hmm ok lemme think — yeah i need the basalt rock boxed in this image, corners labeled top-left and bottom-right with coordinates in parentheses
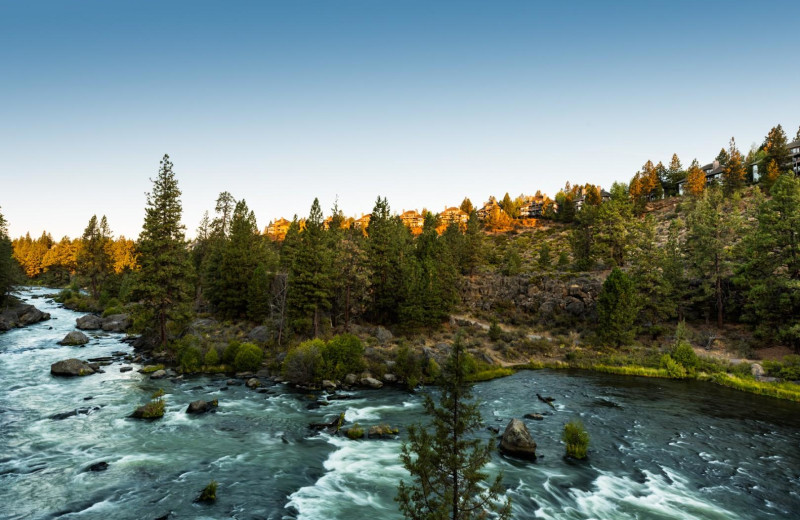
top-left (461, 273), bottom-right (601, 321)
top-left (0, 303), bottom-right (51, 331)
top-left (51, 359), bottom-right (96, 377)
top-left (59, 331), bottom-right (90, 346)
top-left (76, 314), bottom-right (103, 330)
top-left (499, 418), bottom-right (537, 460)
top-left (101, 314), bottom-right (131, 332)
top-left (186, 400), bottom-right (218, 414)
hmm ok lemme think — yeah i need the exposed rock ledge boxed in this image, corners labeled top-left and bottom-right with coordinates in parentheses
top-left (0, 302), bottom-right (51, 332)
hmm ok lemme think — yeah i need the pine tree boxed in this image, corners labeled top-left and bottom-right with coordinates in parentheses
top-left (665, 153), bottom-right (685, 197)
top-left (288, 198), bottom-right (334, 336)
top-left (763, 124), bottom-right (790, 172)
top-left (0, 207), bottom-right (14, 305)
top-left (247, 263), bottom-right (272, 322)
top-left (715, 147), bottom-right (730, 166)
top-left (538, 241), bottom-right (551, 270)
top-left (135, 154), bottom-right (194, 348)
top-left (76, 215), bottom-right (113, 300)
top-left (459, 197), bottom-right (474, 215)
top-left (685, 160), bottom-right (706, 196)
top-left (686, 187), bottom-right (741, 328)
top-left (595, 267), bottom-right (638, 346)
top-left (738, 174), bottom-right (800, 347)
top-left (366, 197), bottom-right (411, 324)
top-left (209, 199), bottom-right (263, 318)
top-left (397, 335), bottom-right (511, 520)
top-left (723, 138), bottom-right (746, 195)
top-left (762, 160), bottom-right (781, 192)
top-left (594, 183), bottom-right (634, 267)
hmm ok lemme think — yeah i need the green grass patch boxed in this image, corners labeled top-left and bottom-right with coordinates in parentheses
top-left (141, 364), bottom-right (165, 374)
top-left (467, 367), bottom-right (514, 382)
top-left (703, 373), bottom-right (800, 402)
top-left (138, 399), bottom-right (165, 419)
top-left (584, 364), bottom-right (671, 378)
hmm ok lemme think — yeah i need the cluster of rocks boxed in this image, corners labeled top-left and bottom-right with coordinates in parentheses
top-left (76, 313), bottom-right (131, 332)
top-left (461, 274), bottom-right (602, 320)
top-left (0, 303), bottom-right (51, 331)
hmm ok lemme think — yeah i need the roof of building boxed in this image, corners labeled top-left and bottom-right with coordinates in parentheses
top-left (788, 139), bottom-right (800, 150)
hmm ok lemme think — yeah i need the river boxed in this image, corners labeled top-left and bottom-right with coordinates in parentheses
top-left (1, 287), bottom-right (799, 519)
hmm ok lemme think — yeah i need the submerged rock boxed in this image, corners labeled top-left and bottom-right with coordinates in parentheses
top-left (186, 400), bottom-right (218, 414)
top-left (524, 413), bottom-right (544, 420)
top-left (59, 331), bottom-right (90, 346)
top-left (51, 359), bottom-right (96, 377)
top-left (86, 461), bottom-right (109, 472)
top-left (499, 418), bottom-right (537, 460)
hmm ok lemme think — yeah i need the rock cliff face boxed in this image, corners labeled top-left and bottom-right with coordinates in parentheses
top-left (460, 274), bottom-right (602, 321)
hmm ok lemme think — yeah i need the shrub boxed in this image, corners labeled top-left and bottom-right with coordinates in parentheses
top-left (204, 347), bottom-right (220, 367)
top-left (394, 343), bottom-right (423, 389)
top-left (198, 480), bottom-right (218, 503)
top-left (425, 358), bottom-right (441, 380)
top-left (223, 341), bottom-right (242, 365)
top-left (660, 354), bottom-right (687, 378)
top-left (346, 423), bottom-right (364, 440)
top-left (563, 420), bottom-right (589, 459)
top-left (671, 341), bottom-right (698, 370)
top-left (283, 339), bottom-right (324, 384)
top-left (152, 388), bottom-right (165, 398)
top-left (234, 342), bottom-right (264, 372)
top-left (488, 320), bottom-right (502, 342)
top-left (179, 346), bottom-right (203, 373)
top-left (139, 399), bottom-right (165, 419)
top-left (321, 334), bottom-right (365, 381)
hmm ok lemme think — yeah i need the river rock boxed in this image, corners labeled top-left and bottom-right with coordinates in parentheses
top-left (76, 314), bottom-right (103, 330)
top-left (51, 358), bottom-right (96, 377)
top-left (374, 326), bottom-right (393, 344)
top-left (59, 331), bottom-right (90, 346)
top-left (499, 418), bottom-right (537, 460)
top-left (322, 379), bottom-right (337, 391)
top-left (360, 377), bottom-right (383, 389)
top-left (247, 325), bottom-right (271, 344)
top-left (101, 314), bottom-right (131, 332)
top-left (524, 413), bottom-right (544, 420)
top-left (120, 366), bottom-right (133, 373)
top-left (751, 363), bottom-right (765, 379)
top-left (0, 303), bottom-right (51, 331)
top-left (149, 370), bottom-right (167, 380)
top-left (383, 373), bottom-right (397, 383)
top-left (246, 377), bottom-right (260, 389)
top-left (344, 373), bottom-right (358, 385)
top-left (86, 461), bottom-right (109, 472)
top-left (186, 399), bottom-right (218, 414)
top-left (368, 424), bottom-right (399, 438)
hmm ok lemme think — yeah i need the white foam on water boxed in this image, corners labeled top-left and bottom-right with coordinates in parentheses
top-left (531, 466), bottom-right (736, 520)
top-left (343, 401), bottom-right (418, 423)
top-left (286, 434), bottom-right (408, 520)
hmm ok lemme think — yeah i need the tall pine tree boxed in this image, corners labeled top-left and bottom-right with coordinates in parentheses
top-left (76, 214), bottom-right (113, 300)
top-left (0, 207), bottom-right (14, 305)
top-left (135, 154), bottom-right (194, 348)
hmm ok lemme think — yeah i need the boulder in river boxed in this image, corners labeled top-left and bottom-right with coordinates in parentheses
top-left (322, 379), bottom-right (337, 391)
top-left (499, 418), bottom-right (537, 460)
top-left (149, 370), bottom-right (167, 380)
top-left (524, 413), bottom-right (544, 420)
top-left (51, 358), bottom-right (96, 377)
top-left (246, 378), bottom-right (260, 389)
top-left (101, 314), bottom-right (131, 332)
top-left (367, 424), bottom-right (399, 439)
top-left (76, 314), bottom-right (103, 330)
top-left (360, 377), bottom-right (383, 389)
top-left (186, 400), bottom-right (218, 414)
top-left (59, 331), bottom-right (90, 346)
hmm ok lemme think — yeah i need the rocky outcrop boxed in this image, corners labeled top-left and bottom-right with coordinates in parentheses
top-left (51, 358), bottom-right (96, 377)
top-left (59, 331), bottom-right (90, 346)
top-left (0, 303), bottom-right (51, 331)
top-left (101, 314), bottom-right (131, 332)
top-left (461, 274), bottom-right (602, 321)
top-left (76, 313), bottom-right (131, 332)
top-left (186, 399), bottom-right (218, 414)
top-left (374, 326), bottom-right (393, 345)
top-left (247, 325), bottom-right (271, 344)
top-left (360, 377), bottom-right (383, 389)
top-left (499, 418), bottom-right (537, 460)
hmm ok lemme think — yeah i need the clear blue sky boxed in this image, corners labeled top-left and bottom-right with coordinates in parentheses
top-left (1, 0), bottom-right (797, 239)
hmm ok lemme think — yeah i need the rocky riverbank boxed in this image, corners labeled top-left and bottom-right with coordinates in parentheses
top-left (0, 298), bottom-right (51, 331)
